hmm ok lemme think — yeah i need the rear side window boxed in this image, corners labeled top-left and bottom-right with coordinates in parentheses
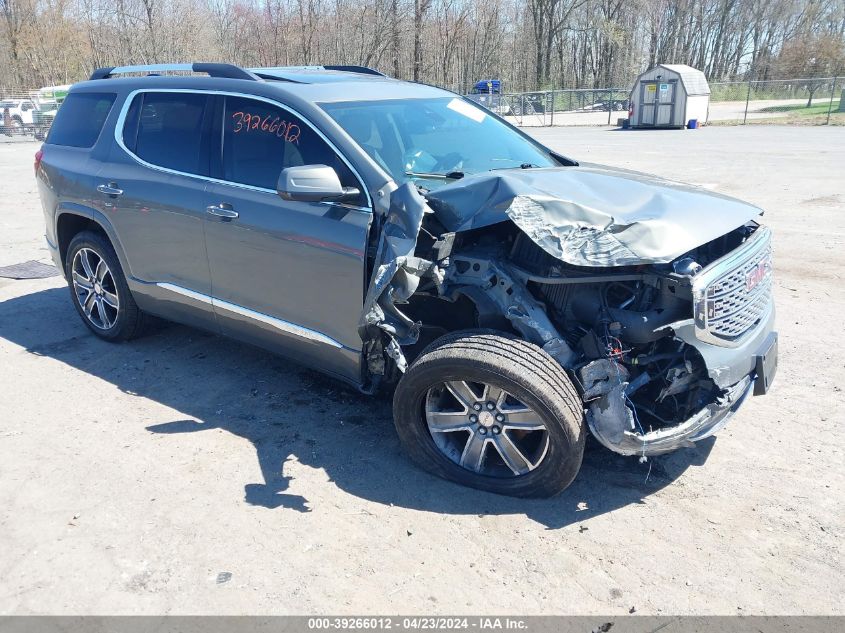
top-left (123, 92), bottom-right (211, 176)
top-left (46, 92), bottom-right (116, 148)
top-left (221, 95), bottom-right (361, 199)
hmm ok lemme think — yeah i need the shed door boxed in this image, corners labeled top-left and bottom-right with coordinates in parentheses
top-left (639, 80), bottom-right (677, 126)
top-left (639, 81), bottom-right (658, 125)
top-left (656, 80), bottom-right (677, 126)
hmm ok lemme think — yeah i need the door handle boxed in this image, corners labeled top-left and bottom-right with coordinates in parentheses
top-left (206, 204), bottom-right (239, 219)
top-left (96, 183), bottom-right (123, 197)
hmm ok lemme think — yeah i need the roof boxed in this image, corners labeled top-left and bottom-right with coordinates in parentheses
top-left (654, 64), bottom-right (710, 95)
top-left (275, 78), bottom-right (451, 103)
top-left (80, 63), bottom-right (453, 103)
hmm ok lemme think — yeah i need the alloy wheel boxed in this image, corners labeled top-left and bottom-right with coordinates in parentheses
top-left (424, 381), bottom-right (550, 477)
top-left (71, 247), bottom-right (119, 330)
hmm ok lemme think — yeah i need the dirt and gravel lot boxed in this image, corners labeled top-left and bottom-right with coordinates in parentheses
top-left (1, 126), bottom-right (843, 616)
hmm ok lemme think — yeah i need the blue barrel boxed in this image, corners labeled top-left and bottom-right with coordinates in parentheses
top-left (687, 119), bottom-right (698, 129)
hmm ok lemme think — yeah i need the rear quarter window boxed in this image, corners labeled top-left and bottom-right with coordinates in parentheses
top-left (46, 92), bottom-right (116, 148)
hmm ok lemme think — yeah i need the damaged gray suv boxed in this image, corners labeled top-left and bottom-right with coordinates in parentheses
top-left (37, 63), bottom-right (777, 497)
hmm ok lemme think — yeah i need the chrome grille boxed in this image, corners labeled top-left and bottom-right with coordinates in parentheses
top-left (693, 226), bottom-right (773, 346)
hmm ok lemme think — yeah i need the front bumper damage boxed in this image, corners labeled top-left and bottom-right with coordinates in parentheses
top-left (578, 306), bottom-right (777, 456)
top-left (361, 177), bottom-right (776, 458)
top-left (580, 362), bottom-right (753, 457)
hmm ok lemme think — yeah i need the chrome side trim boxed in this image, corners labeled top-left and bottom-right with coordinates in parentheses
top-left (212, 296), bottom-right (345, 349)
top-left (156, 282), bottom-right (213, 305)
top-left (112, 88), bottom-right (373, 209)
top-left (154, 282), bottom-right (348, 350)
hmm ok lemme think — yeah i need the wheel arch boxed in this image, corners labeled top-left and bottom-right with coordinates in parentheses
top-left (56, 209), bottom-right (131, 277)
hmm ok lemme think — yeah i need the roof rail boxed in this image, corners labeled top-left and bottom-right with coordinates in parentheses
top-left (322, 65), bottom-right (386, 77)
top-left (249, 65), bottom-right (386, 78)
top-left (89, 63), bottom-right (259, 81)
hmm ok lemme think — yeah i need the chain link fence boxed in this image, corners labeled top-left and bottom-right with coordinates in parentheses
top-left (466, 77), bottom-right (843, 127)
top-left (1, 87), bottom-right (66, 143)
top-left (708, 77), bottom-right (841, 124)
top-left (3, 76), bottom-right (842, 144)
top-left (465, 88), bottom-right (630, 127)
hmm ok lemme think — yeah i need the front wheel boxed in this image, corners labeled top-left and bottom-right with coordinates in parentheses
top-left (392, 331), bottom-right (586, 497)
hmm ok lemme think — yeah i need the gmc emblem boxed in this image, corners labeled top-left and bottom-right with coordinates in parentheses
top-left (745, 257), bottom-right (770, 292)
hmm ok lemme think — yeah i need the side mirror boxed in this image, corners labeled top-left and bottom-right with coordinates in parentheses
top-left (277, 164), bottom-right (360, 203)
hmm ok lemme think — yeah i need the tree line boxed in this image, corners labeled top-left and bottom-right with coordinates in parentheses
top-left (1, 0), bottom-right (844, 93)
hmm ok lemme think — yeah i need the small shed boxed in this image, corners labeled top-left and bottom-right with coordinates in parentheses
top-left (629, 64), bottom-right (710, 128)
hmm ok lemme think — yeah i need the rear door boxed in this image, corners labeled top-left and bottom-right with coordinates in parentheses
top-left (202, 94), bottom-right (372, 383)
top-left (100, 90), bottom-right (217, 328)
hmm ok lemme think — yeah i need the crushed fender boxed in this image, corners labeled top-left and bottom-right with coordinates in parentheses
top-left (359, 183), bottom-right (435, 374)
top-left (359, 182), bottom-right (578, 374)
top-left (443, 254), bottom-right (576, 366)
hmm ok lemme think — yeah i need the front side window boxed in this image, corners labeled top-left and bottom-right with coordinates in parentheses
top-left (320, 97), bottom-right (557, 190)
top-left (222, 96), bottom-right (361, 200)
top-left (46, 92), bottom-right (116, 148)
top-left (123, 92), bottom-right (211, 175)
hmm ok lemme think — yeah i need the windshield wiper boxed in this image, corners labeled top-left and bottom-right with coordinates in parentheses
top-left (490, 163), bottom-right (541, 171)
top-left (405, 170), bottom-right (465, 180)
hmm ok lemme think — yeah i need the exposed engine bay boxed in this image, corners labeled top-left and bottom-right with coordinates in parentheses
top-left (360, 178), bottom-right (774, 457)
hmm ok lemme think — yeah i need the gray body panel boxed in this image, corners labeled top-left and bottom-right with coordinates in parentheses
top-left (98, 135), bottom-right (218, 332)
top-left (38, 145), bottom-right (101, 269)
top-left (202, 181), bottom-right (370, 381)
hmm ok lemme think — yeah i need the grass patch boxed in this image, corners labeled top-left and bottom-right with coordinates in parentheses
top-left (760, 100), bottom-right (840, 114)
top-left (709, 111), bottom-right (845, 126)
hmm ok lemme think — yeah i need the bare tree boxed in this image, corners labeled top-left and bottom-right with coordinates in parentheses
top-left (413, 0), bottom-right (432, 81)
top-left (777, 32), bottom-right (845, 106)
top-left (2, 0), bottom-right (844, 95)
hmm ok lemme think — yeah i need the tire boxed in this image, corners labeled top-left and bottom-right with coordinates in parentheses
top-left (11, 117), bottom-right (23, 135)
top-left (65, 230), bottom-right (146, 341)
top-left (393, 330), bottom-right (586, 497)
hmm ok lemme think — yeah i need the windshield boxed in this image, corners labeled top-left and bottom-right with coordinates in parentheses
top-left (320, 97), bottom-right (557, 190)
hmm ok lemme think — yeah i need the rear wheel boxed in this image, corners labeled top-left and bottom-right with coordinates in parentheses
top-left (393, 331), bottom-right (586, 497)
top-left (66, 231), bottom-right (146, 341)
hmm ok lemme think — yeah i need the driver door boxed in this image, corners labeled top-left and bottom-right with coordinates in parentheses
top-left (203, 94), bottom-right (372, 383)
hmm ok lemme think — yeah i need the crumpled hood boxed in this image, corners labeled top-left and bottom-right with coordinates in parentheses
top-left (424, 164), bottom-right (763, 267)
